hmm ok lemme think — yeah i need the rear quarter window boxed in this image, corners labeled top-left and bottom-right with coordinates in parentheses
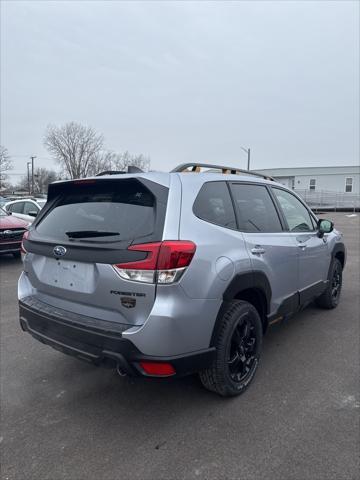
top-left (193, 181), bottom-right (236, 229)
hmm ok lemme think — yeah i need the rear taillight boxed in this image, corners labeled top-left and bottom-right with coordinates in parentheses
top-left (156, 241), bottom-right (197, 269)
top-left (21, 230), bottom-right (29, 254)
top-left (113, 240), bottom-right (196, 284)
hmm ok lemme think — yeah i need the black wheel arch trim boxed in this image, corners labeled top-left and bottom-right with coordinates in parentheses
top-left (210, 271), bottom-right (271, 346)
top-left (222, 271), bottom-right (272, 311)
top-left (331, 242), bottom-right (346, 270)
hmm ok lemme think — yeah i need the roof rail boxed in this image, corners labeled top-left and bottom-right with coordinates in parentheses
top-left (171, 163), bottom-right (274, 181)
top-left (96, 165), bottom-right (144, 176)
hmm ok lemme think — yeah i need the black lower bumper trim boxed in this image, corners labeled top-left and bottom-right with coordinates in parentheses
top-left (19, 297), bottom-right (215, 377)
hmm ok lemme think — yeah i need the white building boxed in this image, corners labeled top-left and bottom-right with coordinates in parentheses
top-left (255, 165), bottom-right (359, 194)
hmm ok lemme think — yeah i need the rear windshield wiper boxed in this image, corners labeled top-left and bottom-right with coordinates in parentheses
top-left (65, 230), bottom-right (120, 238)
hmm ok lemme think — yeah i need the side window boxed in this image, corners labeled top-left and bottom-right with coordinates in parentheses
top-left (309, 179), bottom-right (316, 191)
top-left (24, 202), bottom-right (38, 215)
top-left (230, 184), bottom-right (283, 233)
top-left (272, 188), bottom-right (314, 232)
top-left (193, 181), bottom-right (236, 229)
top-left (9, 202), bottom-right (24, 214)
top-left (345, 177), bottom-right (353, 193)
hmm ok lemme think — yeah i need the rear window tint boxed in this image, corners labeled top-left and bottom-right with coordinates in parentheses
top-left (36, 179), bottom-right (156, 242)
top-left (193, 181), bottom-right (236, 229)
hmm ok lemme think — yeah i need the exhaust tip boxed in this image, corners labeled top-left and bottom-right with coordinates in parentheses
top-left (116, 364), bottom-right (127, 377)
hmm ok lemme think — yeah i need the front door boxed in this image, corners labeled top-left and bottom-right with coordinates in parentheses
top-left (271, 187), bottom-right (330, 304)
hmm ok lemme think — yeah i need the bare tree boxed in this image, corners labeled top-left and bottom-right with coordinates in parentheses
top-left (0, 145), bottom-right (13, 190)
top-left (108, 151), bottom-right (150, 172)
top-left (16, 168), bottom-right (57, 194)
top-left (86, 150), bottom-right (114, 177)
top-left (35, 168), bottom-right (58, 194)
top-left (43, 122), bottom-right (104, 179)
top-left (14, 176), bottom-right (30, 193)
top-left (86, 150), bottom-right (151, 176)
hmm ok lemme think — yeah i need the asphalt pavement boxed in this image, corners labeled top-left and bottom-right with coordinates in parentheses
top-left (1, 212), bottom-right (359, 480)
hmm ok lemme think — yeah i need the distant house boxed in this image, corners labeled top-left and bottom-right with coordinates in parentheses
top-left (255, 166), bottom-right (359, 194)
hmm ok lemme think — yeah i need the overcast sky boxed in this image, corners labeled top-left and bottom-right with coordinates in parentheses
top-left (1, 0), bottom-right (359, 181)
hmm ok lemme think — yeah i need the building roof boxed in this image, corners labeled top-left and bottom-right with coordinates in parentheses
top-left (255, 165), bottom-right (360, 177)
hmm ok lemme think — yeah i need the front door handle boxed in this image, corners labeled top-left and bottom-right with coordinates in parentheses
top-left (298, 243), bottom-right (307, 250)
top-left (251, 246), bottom-right (265, 255)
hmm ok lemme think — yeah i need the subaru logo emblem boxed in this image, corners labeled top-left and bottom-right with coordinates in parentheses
top-left (53, 245), bottom-right (67, 257)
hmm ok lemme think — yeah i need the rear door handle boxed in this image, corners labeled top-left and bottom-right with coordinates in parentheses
top-left (298, 243), bottom-right (307, 250)
top-left (251, 246), bottom-right (265, 255)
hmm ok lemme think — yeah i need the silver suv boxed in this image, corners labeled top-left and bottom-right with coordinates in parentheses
top-left (18, 163), bottom-right (346, 396)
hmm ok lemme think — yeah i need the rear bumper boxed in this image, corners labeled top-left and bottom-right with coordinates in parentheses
top-left (19, 296), bottom-right (215, 377)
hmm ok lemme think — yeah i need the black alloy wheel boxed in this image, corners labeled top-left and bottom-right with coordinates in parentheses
top-left (228, 314), bottom-right (257, 384)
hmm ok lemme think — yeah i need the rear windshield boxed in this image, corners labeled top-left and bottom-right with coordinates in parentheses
top-left (36, 179), bottom-right (156, 242)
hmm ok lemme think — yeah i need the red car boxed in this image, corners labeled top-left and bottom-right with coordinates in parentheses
top-left (0, 207), bottom-right (28, 258)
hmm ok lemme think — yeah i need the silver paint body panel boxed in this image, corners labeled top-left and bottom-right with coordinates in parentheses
top-left (18, 172), bottom-right (344, 357)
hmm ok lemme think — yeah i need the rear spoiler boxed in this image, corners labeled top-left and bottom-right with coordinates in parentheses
top-left (47, 175), bottom-right (164, 203)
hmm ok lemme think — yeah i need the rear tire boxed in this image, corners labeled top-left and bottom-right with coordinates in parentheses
top-left (200, 300), bottom-right (263, 397)
top-left (12, 251), bottom-right (21, 259)
top-left (316, 258), bottom-right (343, 309)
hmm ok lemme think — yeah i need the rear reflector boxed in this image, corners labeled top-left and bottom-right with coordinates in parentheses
top-left (113, 240), bottom-right (196, 284)
top-left (139, 361), bottom-right (176, 376)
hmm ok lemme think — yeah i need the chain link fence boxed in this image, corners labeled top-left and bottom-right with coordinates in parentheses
top-left (294, 189), bottom-right (360, 212)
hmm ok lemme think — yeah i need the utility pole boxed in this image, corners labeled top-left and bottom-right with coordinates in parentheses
top-left (27, 162), bottom-right (31, 194)
top-left (241, 147), bottom-right (251, 170)
top-left (30, 156), bottom-right (36, 195)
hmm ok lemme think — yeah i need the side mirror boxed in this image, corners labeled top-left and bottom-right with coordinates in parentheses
top-left (28, 210), bottom-right (38, 218)
top-left (317, 218), bottom-right (333, 237)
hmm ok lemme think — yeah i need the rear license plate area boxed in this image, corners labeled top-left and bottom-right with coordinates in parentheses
top-left (40, 258), bottom-right (96, 293)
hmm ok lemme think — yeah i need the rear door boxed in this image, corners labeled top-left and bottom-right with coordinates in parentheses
top-left (23, 177), bottom-right (168, 326)
top-left (271, 187), bottom-right (330, 304)
top-left (230, 182), bottom-right (299, 318)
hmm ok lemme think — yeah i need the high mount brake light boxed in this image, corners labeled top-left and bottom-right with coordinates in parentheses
top-left (72, 179), bottom-right (97, 185)
top-left (113, 241), bottom-right (196, 284)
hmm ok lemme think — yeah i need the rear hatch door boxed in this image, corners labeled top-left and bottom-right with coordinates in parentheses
top-left (23, 176), bottom-right (168, 326)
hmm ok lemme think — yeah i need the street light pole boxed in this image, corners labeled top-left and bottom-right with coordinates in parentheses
top-left (30, 156), bottom-right (36, 195)
top-left (241, 147), bottom-right (251, 170)
top-left (27, 162), bottom-right (31, 194)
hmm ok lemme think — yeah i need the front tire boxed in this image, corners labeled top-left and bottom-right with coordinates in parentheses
top-left (316, 258), bottom-right (343, 309)
top-left (200, 301), bottom-right (263, 397)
